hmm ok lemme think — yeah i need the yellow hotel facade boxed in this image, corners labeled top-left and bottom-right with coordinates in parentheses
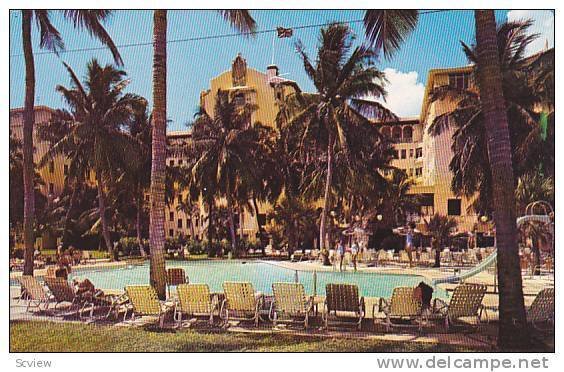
top-left (10, 55), bottom-right (481, 242)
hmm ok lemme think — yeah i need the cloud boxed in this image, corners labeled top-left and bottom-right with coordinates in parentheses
top-left (507, 10), bottom-right (554, 55)
top-left (375, 68), bottom-right (425, 118)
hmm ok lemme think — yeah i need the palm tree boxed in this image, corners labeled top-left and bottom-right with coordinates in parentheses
top-left (149, 10), bottom-right (256, 299)
top-left (425, 214), bottom-right (458, 268)
top-left (474, 9), bottom-right (527, 349)
top-left (124, 101), bottom-right (152, 257)
top-left (44, 59), bottom-right (144, 261)
top-left (190, 92), bottom-right (270, 256)
top-left (515, 172), bottom-right (554, 215)
top-left (289, 23), bottom-right (395, 253)
top-left (379, 170), bottom-right (420, 228)
top-left (363, 10), bottom-right (419, 59)
top-left (519, 219), bottom-right (551, 276)
top-left (20, 10), bottom-right (122, 275)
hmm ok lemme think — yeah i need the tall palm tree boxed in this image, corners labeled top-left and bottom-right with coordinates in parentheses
top-left (515, 172), bottom-right (554, 215)
top-left (289, 23), bottom-right (395, 252)
top-left (20, 10), bottom-right (122, 275)
top-left (190, 92), bottom-right (269, 256)
top-left (123, 101), bottom-right (152, 257)
top-left (38, 110), bottom-right (90, 250)
top-left (44, 59), bottom-right (144, 261)
top-left (474, 10), bottom-right (527, 349)
top-left (363, 10), bottom-right (419, 59)
top-left (149, 10), bottom-right (256, 299)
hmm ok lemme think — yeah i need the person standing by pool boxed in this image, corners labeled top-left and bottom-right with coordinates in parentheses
top-left (351, 240), bottom-right (359, 272)
top-left (337, 240), bottom-right (345, 272)
top-left (405, 223), bottom-right (415, 268)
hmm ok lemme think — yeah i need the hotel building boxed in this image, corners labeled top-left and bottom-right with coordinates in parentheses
top-left (10, 56), bottom-right (492, 243)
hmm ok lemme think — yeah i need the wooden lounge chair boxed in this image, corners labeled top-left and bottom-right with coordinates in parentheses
top-left (45, 277), bottom-right (95, 319)
top-left (166, 267), bottom-right (188, 298)
top-left (527, 288), bottom-right (554, 332)
top-left (270, 282), bottom-right (313, 328)
top-left (125, 285), bottom-right (174, 327)
top-left (376, 250), bottom-right (388, 266)
top-left (431, 283), bottom-right (487, 331)
top-left (220, 282), bottom-right (262, 327)
top-left (377, 287), bottom-right (423, 332)
top-left (174, 283), bottom-right (217, 326)
top-left (323, 283), bottom-right (365, 330)
top-left (17, 275), bottom-right (51, 312)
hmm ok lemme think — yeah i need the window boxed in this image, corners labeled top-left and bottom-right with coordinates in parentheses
top-left (63, 164), bottom-right (69, 175)
top-left (168, 229), bottom-right (174, 237)
top-left (416, 147), bottom-right (423, 158)
top-left (409, 149), bottom-right (414, 158)
top-left (381, 126), bottom-right (391, 138)
top-left (393, 150), bottom-right (399, 159)
top-left (401, 149), bottom-right (407, 159)
top-left (170, 159), bottom-right (175, 166)
top-left (407, 168), bottom-right (413, 176)
top-left (177, 219), bottom-right (183, 229)
top-left (48, 183), bottom-right (54, 194)
top-left (415, 167), bottom-right (422, 177)
top-left (447, 199), bottom-right (462, 216)
top-left (448, 73), bottom-right (470, 90)
top-left (403, 126), bottom-right (413, 141)
top-left (392, 126), bottom-right (402, 140)
top-left (178, 159), bottom-right (183, 165)
top-left (169, 211), bottom-right (174, 221)
top-left (145, 195), bottom-right (150, 202)
top-left (49, 161), bottom-right (54, 174)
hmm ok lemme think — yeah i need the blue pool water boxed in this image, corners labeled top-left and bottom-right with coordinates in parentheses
top-left (57, 260), bottom-right (448, 299)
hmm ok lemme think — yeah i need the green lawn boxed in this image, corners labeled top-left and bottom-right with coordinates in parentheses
top-left (10, 321), bottom-right (484, 352)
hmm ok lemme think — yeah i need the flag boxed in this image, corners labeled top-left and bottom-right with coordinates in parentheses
top-left (277, 27), bottom-right (293, 38)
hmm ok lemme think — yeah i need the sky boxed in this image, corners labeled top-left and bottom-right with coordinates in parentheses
top-left (9, 10), bottom-right (554, 131)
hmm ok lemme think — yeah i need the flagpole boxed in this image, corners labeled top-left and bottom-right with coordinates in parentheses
top-left (271, 31), bottom-right (276, 65)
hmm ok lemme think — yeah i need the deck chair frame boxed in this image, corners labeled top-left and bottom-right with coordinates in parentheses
top-left (323, 283), bottom-right (365, 330)
top-left (220, 282), bottom-right (262, 327)
top-left (376, 287), bottom-right (424, 332)
top-left (125, 285), bottom-right (173, 327)
top-left (432, 283), bottom-right (487, 331)
top-left (174, 283), bottom-right (217, 326)
top-left (269, 282), bottom-right (313, 328)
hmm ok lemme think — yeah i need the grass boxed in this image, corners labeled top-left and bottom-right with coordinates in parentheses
top-left (10, 321), bottom-right (486, 352)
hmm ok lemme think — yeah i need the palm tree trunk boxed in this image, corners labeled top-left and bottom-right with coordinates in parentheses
top-left (532, 239), bottom-right (541, 276)
top-left (207, 198), bottom-right (215, 257)
top-left (226, 194), bottom-right (238, 256)
top-left (252, 197), bottom-right (266, 255)
top-left (319, 135), bottom-right (333, 250)
top-left (149, 10), bottom-right (168, 300)
top-left (22, 10), bottom-right (36, 276)
top-left (61, 176), bottom-right (81, 249)
top-left (96, 171), bottom-right (114, 260)
top-left (474, 10), bottom-right (527, 349)
top-left (319, 134), bottom-right (334, 264)
top-left (136, 184), bottom-right (147, 257)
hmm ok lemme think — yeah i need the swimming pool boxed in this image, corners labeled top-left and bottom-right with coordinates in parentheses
top-left (62, 260), bottom-right (448, 299)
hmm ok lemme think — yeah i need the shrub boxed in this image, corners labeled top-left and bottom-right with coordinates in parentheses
top-left (119, 237), bottom-right (140, 256)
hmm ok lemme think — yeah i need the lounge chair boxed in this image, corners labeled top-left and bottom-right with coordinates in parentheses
top-left (399, 250), bottom-right (410, 264)
top-left (527, 288), bottom-right (554, 332)
top-left (377, 287), bottom-right (423, 332)
top-left (270, 282), bottom-right (313, 328)
top-left (45, 277), bottom-right (95, 319)
top-left (166, 267), bottom-right (188, 298)
top-left (17, 275), bottom-right (51, 312)
top-left (220, 282), bottom-right (262, 327)
top-left (431, 283), bottom-right (487, 331)
top-left (323, 283), bottom-right (365, 330)
top-left (376, 250), bottom-right (388, 265)
top-left (125, 285), bottom-right (175, 327)
top-left (174, 283), bottom-right (217, 326)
